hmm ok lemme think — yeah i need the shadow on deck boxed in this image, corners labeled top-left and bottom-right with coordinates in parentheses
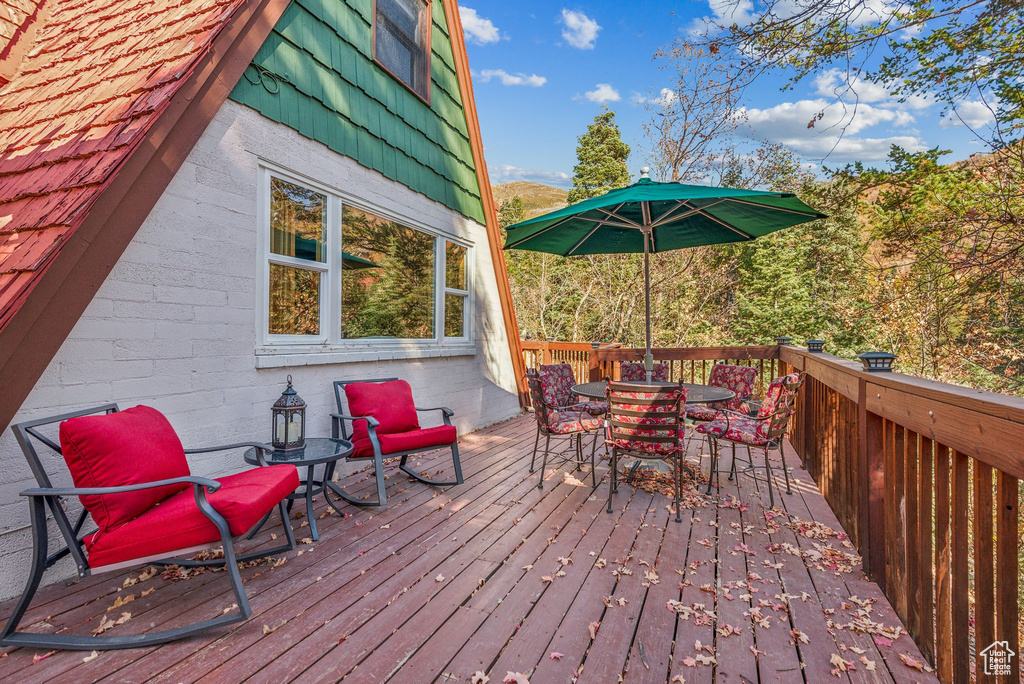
top-left (0, 414), bottom-right (937, 683)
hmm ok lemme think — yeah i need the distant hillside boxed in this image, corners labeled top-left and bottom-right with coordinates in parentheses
top-left (492, 181), bottom-right (568, 218)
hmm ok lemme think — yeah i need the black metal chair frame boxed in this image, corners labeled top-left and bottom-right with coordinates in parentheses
top-left (1, 404), bottom-right (296, 650)
top-left (706, 374), bottom-right (804, 507)
top-left (525, 370), bottom-right (600, 490)
top-left (605, 381), bottom-right (692, 523)
top-left (331, 379), bottom-right (463, 507)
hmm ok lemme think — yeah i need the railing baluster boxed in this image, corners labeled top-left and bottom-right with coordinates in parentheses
top-left (995, 470), bottom-right (1019, 684)
top-left (973, 459), bottom-right (995, 678)
top-left (951, 450), bottom-right (970, 684)
top-left (918, 436), bottom-right (935, 663)
top-left (935, 444), bottom-right (953, 682)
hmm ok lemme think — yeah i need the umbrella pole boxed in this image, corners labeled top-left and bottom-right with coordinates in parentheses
top-left (643, 220), bottom-right (653, 384)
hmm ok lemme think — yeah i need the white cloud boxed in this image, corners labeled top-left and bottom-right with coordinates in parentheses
top-left (632, 88), bottom-right (677, 107)
top-left (490, 164), bottom-right (571, 187)
top-left (559, 9), bottom-right (601, 49)
top-left (460, 7), bottom-right (501, 45)
top-left (813, 69), bottom-right (934, 110)
top-left (708, 0), bottom-right (755, 24)
top-left (477, 69), bottom-right (547, 87)
top-left (580, 83), bottom-right (620, 104)
top-left (736, 98), bottom-right (926, 161)
top-left (693, 0), bottom-right (900, 36)
top-left (939, 100), bottom-right (996, 129)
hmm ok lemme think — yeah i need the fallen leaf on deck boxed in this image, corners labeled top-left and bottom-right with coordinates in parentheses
top-left (557, 556), bottom-right (572, 566)
top-left (549, 651), bottom-right (564, 660)
top-left (541, 575), bottom-right (554, 583)
top-left (682, 656), bottom-right (697, 667)
top-left (522, 565), bottom-right (533, 571)
top-left (873, 635), bottom-right (893, 648)
top-left (471, 672), bottom-right (490, 684)
top-left (106, 593), bottom-right (135, 612)
top-left (860, 656), bottom-right (876, 671)
top-left (379, 524), bottom-right (390, 529)
top-left (32, 651), bottom-right (56, 664)
top-left (595, 558), bottom-right (607, 569)
top-left (588, 621), bottom-right (601, 640)
top-left (141, 587), bottom-right (155, 598)
top-left (503, 672), bottom-right (530, 684)
top-left (830, 653), bottom-right (853, 675)
top-left (222, 603), bottom-right (238, 614)
top-left (791, 629), bottom-right (810, 644)
top-left (898, 653), bottom-right (927, 671)
top-left (616, 597), bottom-right (628, 606)
top-left (670, 675), bottom-right (686, 683)
top-left (83, 650), bottom-right (99, 662)
top-left (435, 574), bottom-right (445, 583)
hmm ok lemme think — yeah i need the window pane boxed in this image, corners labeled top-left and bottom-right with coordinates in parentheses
top-left (270, 177), bottom-right (326, 262)
top-left (269, 264), bottom-right (320, 335)
top-left (341, 206), bottom-right (435, 339)
top-left (375, 0), bottom-right (429, 98)
top-left (445, 241), bottom-right (466, 290)
top-left (445, 293), bottom-right (465, 338)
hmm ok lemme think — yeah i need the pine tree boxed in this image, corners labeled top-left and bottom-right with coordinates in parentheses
top-left (498, 195), bottom-right (525, 229)
top-left (567, 108), bottom-right (632, 205)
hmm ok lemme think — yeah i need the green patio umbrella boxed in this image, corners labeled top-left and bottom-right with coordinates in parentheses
top-left (341, 251), bottom-right (380, 270)
top-left (503, 168), bottom-right (827, 381)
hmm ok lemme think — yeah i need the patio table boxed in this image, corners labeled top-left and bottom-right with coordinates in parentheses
top-left (244, 437), bottom-right (353, 541)
top-left (571, 380), bottom-right (735, 405)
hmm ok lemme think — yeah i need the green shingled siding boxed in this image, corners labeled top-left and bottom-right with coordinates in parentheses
top-left (230, 0), bottom-right (485, 223)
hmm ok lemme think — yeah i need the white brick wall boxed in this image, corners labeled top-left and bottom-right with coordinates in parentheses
top-left (0, 100), bottom-right (522, 600)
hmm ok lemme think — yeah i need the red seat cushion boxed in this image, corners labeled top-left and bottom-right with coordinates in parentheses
top-left (59, 406), bottom-right (191, 532)
top-left (351, 425), bottom-right (457, 458)
top-left (343, 380), bottom-right (420, 443)
top-left (84, 465), bottom-right (299, 568)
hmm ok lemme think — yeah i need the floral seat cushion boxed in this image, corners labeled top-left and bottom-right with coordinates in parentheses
top-left (619, 362), bottom-right (669, 382)
top-left (579, 399), bottom-right (608, 415)
top-left (685, 404), bottom-right (719, 421)
top-left (547, 410), bottom-right (601, 435)
top-left (705, 364), bottom-right (757, 412)
top-left (605, 386), bottom-right (686, 457)
top-left (694, 414), bottom-right (769, 446)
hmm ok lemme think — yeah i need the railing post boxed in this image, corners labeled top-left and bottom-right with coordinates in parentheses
top-left (588, 345), bottom-right (602, 381)
top-left (859, 377), bottom-right (886, 589)
top-left (541, 340), bottom-right (551, 365)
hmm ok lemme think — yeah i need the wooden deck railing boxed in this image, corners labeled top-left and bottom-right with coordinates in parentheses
top-left (522, 340), bottom-right (1024, 682)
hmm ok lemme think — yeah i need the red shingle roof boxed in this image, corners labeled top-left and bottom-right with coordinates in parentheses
top-left (0, 0), bottom-right (247, 331)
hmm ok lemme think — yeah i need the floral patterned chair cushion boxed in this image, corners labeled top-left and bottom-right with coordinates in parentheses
top-left (693, 373), bottom-right (801, 445)
top-left (540, 363), bottom-right (607, 415)
top-left (604, 385), bottom-right (687, 456)
top-left (526, 370), bottom-right (602, 434)
top-left (685, 364), bottom-right (757, 421)
top-left (694, 414), bottom-right (769, 445)
top-left (619, 362), bottom-right (670, 382)
top-left (547, 410), bottom-right (602, 435)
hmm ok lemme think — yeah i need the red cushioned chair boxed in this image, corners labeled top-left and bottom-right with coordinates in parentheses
top-left (331, 378), bottom-right (462, 507)
top-left (604, 381), bottom-right (691, 522)
top-left (525, 369), bottom-right (601, 490)
top-left (619, 361), bottom-right (670, 382)
top-left (694, 373), bottom-right (803, 506)
top-left (1, 404), bottom-right (299, 650)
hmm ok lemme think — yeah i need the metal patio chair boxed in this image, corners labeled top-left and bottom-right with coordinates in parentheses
top-left (331, 378), bottom-right (462, 507)
top-left (525, 369), bottom-right (601, 489)
top-left (1, 404), bottom-right (298, 650)
top-left (604, 380), bottom-right (690, 523)
top-left (694, 373), bottom-right (804, 507)
top-left (539, 362), bottom-right (608, 416)
top-left (618, 361), bottom-right (669, 382)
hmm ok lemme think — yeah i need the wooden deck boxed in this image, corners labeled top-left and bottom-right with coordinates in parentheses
top-left (0, 414), bottom-right (938, 683)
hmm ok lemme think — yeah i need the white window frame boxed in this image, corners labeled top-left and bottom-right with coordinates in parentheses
top-left (257, 164), bottom-right (473, 354)
top-left (442, 241), bottom-right (471, 342)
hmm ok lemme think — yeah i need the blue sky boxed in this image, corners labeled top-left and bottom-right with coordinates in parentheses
top-left (460, 1), bottom-right (997, 189)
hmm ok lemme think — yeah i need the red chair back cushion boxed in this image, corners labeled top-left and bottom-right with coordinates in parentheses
top-left (59, 406), bottom-right (191, 531)
top-left (344, 380), bottom-right (420, 443)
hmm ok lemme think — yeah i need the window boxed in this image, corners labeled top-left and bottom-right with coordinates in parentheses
top-left (444, 242), bottom-right (468, 338)
top-left (341, 206), bottom-right (435, 339)
top-left (261, 169), bottom-right (470, 348)
top-left (374, 0), bottom-right (431, 101)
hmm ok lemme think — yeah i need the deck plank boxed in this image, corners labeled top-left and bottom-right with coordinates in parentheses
top-left (0, 415), bottom-right (937, 684)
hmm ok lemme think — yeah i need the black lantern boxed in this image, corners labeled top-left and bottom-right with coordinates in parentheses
top-left (858, 351), bottom-right (897, 372)
top-left (806, 339), bottom-right (825, 353)
top-left (272, 375), bottom-right (306, 455)
top-left (775, 336), bottom-right (793, 346)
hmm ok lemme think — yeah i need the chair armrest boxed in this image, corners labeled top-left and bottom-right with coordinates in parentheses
top-left (415, 406), bottom-right (454, 417)
top-left (184, 442), bottom-right (273, 455)
top-left (330, 413), bottom-right (380, 428)
top-left (21, 476), bottom-right (222, 498)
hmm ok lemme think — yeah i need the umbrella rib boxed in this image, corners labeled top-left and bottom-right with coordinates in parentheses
top-left (504, 214), bottom-right (579, 248)
top-left (724, 197), bottom-right (824, 218)
top-left (698, 208), bottom-right (755, 239)
top-left (595, 203), bottom-right (640, 228)
top-left (653, 200), bottom-right (685, 224)
top-left (565, 223), bottom-right (604, 256)
top-left (650, 199), bottom-right (726, 228)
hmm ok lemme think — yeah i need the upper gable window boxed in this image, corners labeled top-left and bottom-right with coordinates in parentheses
top-left (375, 0), bottom-right (431, 102)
